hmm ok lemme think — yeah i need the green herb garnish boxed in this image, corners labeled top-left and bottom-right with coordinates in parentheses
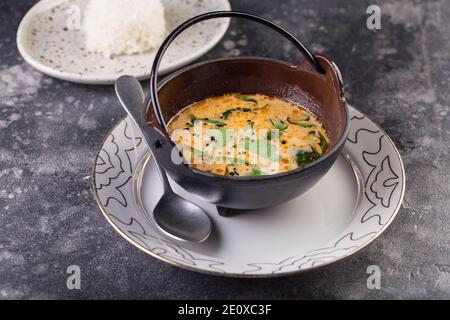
top-left (189, 113), bottom-right (227, 127)
top-left (240, 96), bottom-right (257, 103)
top-left (319, 132), bottom-right (328, 153)
top-left (296, 150), bottom-right (321, 167)
top-left (248, 168), bottom-right (262, 176)
top-left (203, 119), bottom-right (227, 127)
top-left (270, 118), bottom-right (288, 131)
top-left (287, 117), bottom-right (315, 128)
top-left (222, 108), bottom-right (237, 119)
top-left (222, 107), bottom-right (253, 120)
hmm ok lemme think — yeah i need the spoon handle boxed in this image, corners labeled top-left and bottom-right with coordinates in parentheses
top-left (115, 76), bottom-right (145, 119)
top-left (115, 76), bottom-right (172, 193)
top-left (152, 155), bottom-right (171, 193)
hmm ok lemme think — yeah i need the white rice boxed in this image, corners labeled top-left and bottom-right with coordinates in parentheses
top-left (83, 0), bottom-right (166, 58)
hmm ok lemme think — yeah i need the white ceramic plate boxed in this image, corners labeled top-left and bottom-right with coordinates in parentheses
top-left (17, 0), bottom-right (230, 84)
top-left (92, 105), bottom-right (405, 277)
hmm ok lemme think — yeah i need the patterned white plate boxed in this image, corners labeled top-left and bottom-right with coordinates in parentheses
top-left (92, 105), bottom-right (405, 277)
top-left (17, 0), bottom-right (230, 84)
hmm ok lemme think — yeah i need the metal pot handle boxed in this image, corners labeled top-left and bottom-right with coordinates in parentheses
top-left (149, 10), bottom-right (325, 129)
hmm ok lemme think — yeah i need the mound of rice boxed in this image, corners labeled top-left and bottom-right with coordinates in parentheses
top-left (83, 0), bottom-right (166, 58)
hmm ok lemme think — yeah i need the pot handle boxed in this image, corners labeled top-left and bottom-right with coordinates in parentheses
top-left (149, 10), bottom-right (325, 129)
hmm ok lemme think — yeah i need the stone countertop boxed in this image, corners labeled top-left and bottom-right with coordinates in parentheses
top-left (1, 0), bottom-right (449, 299)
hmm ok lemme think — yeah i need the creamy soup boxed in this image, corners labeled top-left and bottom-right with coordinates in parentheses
top-left (167, 93), bottom-right (329, 176)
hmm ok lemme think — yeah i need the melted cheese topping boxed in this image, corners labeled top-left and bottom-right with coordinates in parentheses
top-left (167, 94), bottom-right (329, 176)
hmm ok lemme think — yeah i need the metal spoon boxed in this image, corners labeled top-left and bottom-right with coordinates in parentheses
top-left (115, 75), bottom-right (212, 243)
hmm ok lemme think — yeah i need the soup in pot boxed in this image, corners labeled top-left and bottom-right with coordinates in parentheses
top-left (167, 93), bottom-right (329, 176)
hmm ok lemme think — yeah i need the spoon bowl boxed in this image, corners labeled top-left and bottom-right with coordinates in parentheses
top-left (153, 192), bottom-right (212, 242)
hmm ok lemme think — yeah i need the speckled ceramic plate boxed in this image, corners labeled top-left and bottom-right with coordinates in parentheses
top-left (16, 0), bottom-right (230, 84)
top-left (92, 105), bottom-right (405, 277)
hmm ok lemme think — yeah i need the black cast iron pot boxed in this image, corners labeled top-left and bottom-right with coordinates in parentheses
top-left (138, 11), bottom-right (349, 214)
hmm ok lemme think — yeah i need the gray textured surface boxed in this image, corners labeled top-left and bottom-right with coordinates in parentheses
top-left (0, 0), bottom-right (449, 299)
